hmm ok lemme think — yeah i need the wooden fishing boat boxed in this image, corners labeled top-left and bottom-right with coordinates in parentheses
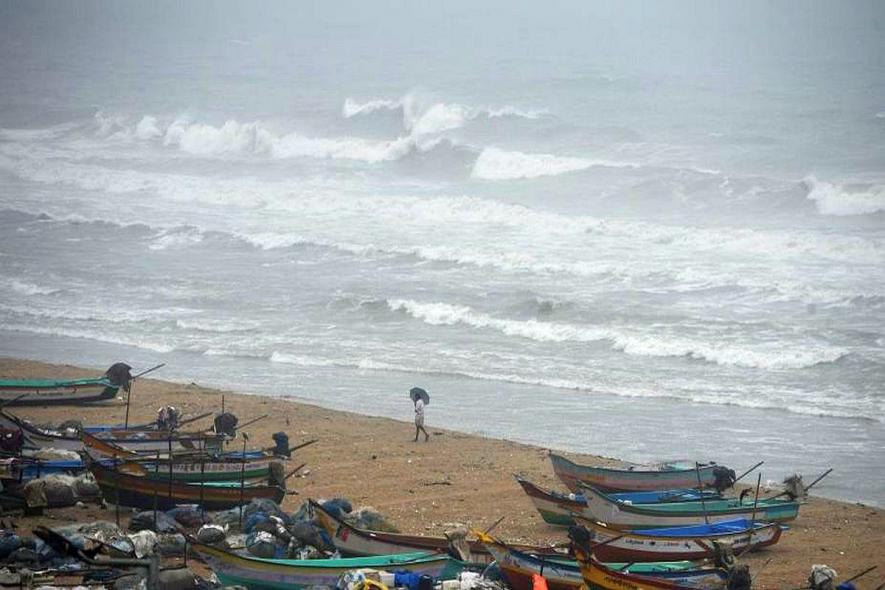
top-left (568, 526), bottom-right (729, 590)
top-left (549, 453), bottom-right (730, 493)
top-left (578, 484), bottom-right (800, 529)
top-left (84, 453), bottom-right (285, 510)
top-left (82, 432), bottom-right (272, 482)
top-left (0, 376), bottom-right (119, 406)
top-left (516, 476), bottom-right (596, 526)
top-left (515, 477), bottom-right (721, 527)
top-left (0, 409), bottom-right (84, 451)
top-left (310, 499), bottom-right (565, 565)
top-left (0, 410), bottom-right (225, 454)
top-left (474, 531), bottom-right (726, 590)
top-left (192, 542), bottom-right (465, 590)
top-left (575, 516), bottom-right (783, 562)
top-left (86, 430), bottom-right (225, 454)
top-left (2, 453), bottom-right (274, 484)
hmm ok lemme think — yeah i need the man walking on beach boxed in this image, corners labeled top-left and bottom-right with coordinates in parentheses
top-left (414, 396), bottom-right (429, 442)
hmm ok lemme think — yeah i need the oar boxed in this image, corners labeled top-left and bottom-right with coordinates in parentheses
top-left (0, 393), bottom-right (29, 409)
top-left (771, 468), bottom-right (834, 500)
top-left (733, 461), bottom-right (764, 485)
top-left (236, 414), bottom-right (269, 431)
top-left (483, 516), bottom-right (506, 535)
top-left (132, 363), bottom-right (165, 381)
top-left (750, 557), bottom-right (774, 584)
top-left (283, 463), bottom-right (308, 482)
top-left (803, 468), bottom-right (834, 493)
top-left (263, 439), bottom-right (319, 455)
top-left (842, 565), bottom-right (877, 585)
top-left (287, 438), bottom-right (318, 453)
top-left (144, 410), bottom-right (214, 430)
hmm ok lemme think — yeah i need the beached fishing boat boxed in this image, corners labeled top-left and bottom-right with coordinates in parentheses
top-left (0, 408), bottom-right (86, 451)
top-left (0, 410), bottom-right (226, 454)
top-left (549, 453), bottom-right (733, 493)
top-left (84, 453), bottom-right (285, 510)
top-left (0, 377), bottom-right (119, 406)
top-left (2, 452), bottom-right (275, 484)
top-left (310, 499), bottom-right (565, 565)
top-left (192, 542), bottom-right (465, 590)
top-left (514, 477), bottom-right (720, 527)
top-left (576, 517), bottom-right (783, 562)
top-left (578, 484), bottom-right (800, 529)
top-left (474, 531), bottom-right (726, 590)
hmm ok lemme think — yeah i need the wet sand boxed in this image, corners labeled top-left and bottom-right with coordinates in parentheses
top-left (1, 358), bottom-right (883, 589)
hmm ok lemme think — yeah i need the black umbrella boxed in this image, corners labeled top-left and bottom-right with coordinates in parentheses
top-left (409, 387), bottom-right (430, 405)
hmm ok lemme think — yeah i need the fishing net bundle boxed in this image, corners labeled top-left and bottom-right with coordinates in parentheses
top-left (784, 474), bottom-right (808, 500)
top-left (726, 565), bottom-right (752, 590)
top-left (214, 412), bottom-right (238, 436)
top-left (809, 564), bottom-right (838, 590)
top-left (104, 362), bottom-right (133, 390)
top-left (712, 466), bottom-right (737, 492)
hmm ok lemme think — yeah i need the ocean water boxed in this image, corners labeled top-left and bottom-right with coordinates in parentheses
top-left (1, 1), bottom-right (883, 505)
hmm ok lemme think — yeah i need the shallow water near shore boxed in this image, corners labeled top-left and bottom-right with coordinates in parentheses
top-left (1, 2), bottom-right (883, 506)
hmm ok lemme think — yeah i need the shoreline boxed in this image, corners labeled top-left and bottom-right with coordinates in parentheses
top-left (1, 357), bottom-right (883, 588)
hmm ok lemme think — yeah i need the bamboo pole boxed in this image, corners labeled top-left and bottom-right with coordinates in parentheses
top-left (695, 462), bottom-right (709, 525)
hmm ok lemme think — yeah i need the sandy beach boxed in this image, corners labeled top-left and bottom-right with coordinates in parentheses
top-left (1, 357), bottom-right (883, 589)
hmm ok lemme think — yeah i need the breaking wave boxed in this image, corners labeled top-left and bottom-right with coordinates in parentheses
top-left (471, 147), bottom-right (637, 179)
top-left (10, 280), bottom-right (61, 296)
top-left (804, 176), bottom-right (885, 216)
top-left (344, 94), bottom-right (546, 128)
top-left (611, 334), bottom-right (847, 370)
top-left (387, 298), bottom-right (849, 370)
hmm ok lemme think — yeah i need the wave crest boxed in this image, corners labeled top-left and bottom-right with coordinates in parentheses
top-left (804, 176), bottom-right (885, 216)
top-left (471, 147), bottom-right (636, 180)
top-left (387, 298), bottom-right (848, 369)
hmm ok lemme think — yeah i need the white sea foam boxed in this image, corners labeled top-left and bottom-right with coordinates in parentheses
top-left (149, 226), bottom-right (205, 250)
top-left (471, 147), bottom-right (637, 180)
top-left (342, 97), bottom-right (403, 118)
top-left (388, 298), bottom-right (849, 370)
top-left (344, 94), bottom-right (546, 128)
top-left (407, 103), bottom-right (472, 136)
top-left (10, 280), bottom-right (61, 296)
top-left (388, 298), bottom-right (611, 342)
top-left (805, 176), bottom-right (885, 216)
top-left (269, 351), bottom-right (337, 367)
top-left (135, 116), bottom-right (162, 140)
top-left (611, 335), bottom-right (847, 370)
top-left (175, 318), bottom-right (261, 333)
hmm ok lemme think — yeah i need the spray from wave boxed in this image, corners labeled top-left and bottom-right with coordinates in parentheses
top-left (804, 176), bottom-right (885, 216)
